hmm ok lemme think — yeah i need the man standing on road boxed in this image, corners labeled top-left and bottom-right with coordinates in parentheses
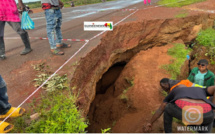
top-left (0, 0), bottom-right (33, 59)
top-left (41, 0), bottom-right (71, 55)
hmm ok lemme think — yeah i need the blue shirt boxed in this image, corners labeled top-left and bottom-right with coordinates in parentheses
top-left (194, 71), bottom-right (207, 86)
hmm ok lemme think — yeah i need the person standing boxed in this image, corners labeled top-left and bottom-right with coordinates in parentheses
top-left (188, 59), bottom-right (215, 87)
top-left (144, 0), bottom-right (151, 5)
top-left (41, 0), bottom-right (71, 55)
top-left (0, 0), bottom-right (32, 60)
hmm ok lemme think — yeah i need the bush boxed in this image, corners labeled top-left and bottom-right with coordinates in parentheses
top-left (25, 92), bottom-right (88, 133)
top-left (196, 28), bottom-right (215, 64)
top-left (158, 0), bottom-right (206, 7)
top-left (162, 44), bottom-right (191, 79)
top-left (196, 28), bottom-right (215, 47)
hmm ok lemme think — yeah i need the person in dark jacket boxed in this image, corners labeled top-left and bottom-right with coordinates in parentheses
top-left (188, 59), bottom-right (215, 87)
top-left (144, 78), bottom-right (215, 133)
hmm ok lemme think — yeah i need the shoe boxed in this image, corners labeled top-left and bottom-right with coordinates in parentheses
top-left (51, 48), bottom-right (64, 55)
top-left (20, 48), bottom-right (32, 55)
top-left (0, 55), bottom-right (6, 60)
top-left (20, 32), bottom-right (32, 55)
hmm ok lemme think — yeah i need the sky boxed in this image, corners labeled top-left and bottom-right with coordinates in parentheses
top-left (15, 0), bottom-right (40, 3)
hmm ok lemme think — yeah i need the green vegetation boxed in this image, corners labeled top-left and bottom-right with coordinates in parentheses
top-left (161, 90), bottom-right (168, 97)
top-left (33, 63), bottom-right (68, 92)
top-left (101, 128), bottom-right (111, 133)
top-left (24, 0), bottom-right (115, 9)
top-left (11, 63), bottom-right (88, 133)
top-left (158, 0), bottom-right (206, 7)
top-left (11, 91), bottom-right (88, 133)
top-left (196, 28), bottom-right (215, 64)
top-left (161, 44), bottom-right (191, 79)
top-left (175, 12), bottom-right (188, 18)
top-left (120, 78), bottom-right (134, 101)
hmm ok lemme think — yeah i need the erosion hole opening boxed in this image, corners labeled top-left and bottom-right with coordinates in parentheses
top-left (87, 61), bottom-right (127, 133)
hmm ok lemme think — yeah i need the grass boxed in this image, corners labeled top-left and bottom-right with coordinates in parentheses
top-left (196, 28), bottom-right (215, 64)
top-left (161, 90), bottom-right (168, 97)
top-left (12, 90), bottom-right (88, 133)
top-left (11, 63), bottom-right (88, 133)
top-left (24, 0), bottom-right (115, 9)
top-left (120, 78), bottom-right (134, 101)
top-left (158, 0), bottom-right (206, 7)
top-left (161, 43), bottom-right (191, 79)
top-left (101, 128), bottom-right (111, 133)
top-left (175, 12), bottom-right (188, 18)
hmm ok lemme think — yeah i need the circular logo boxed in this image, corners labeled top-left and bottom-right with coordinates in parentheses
top-left (184, 107), bottom-right (202, 123)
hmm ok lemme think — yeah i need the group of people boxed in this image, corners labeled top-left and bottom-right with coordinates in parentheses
top-left (0, 0), bottom-right (71, 60)
top-left (145, 59), bottom-right (215, 133)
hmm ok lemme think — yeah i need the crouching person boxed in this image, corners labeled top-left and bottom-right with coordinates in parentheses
top-left (144, 78), bottom-right (215, 133)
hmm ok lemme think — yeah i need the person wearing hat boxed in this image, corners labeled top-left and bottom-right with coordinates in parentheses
top-left (188, 59), bottom-right (215, 87)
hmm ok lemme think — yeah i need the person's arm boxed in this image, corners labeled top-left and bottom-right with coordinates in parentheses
top-left (145, 102), bottom-right (167, 132)
top-left (144, 91), bottom-right (174, 132)
top-left (18, 0), bottom-right (25, 11)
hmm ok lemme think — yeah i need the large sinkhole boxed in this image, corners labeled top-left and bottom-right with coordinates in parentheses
top-left (87, 61), bottom-right (127, 133)
top-left (69, 14), bottom-right (215, 133)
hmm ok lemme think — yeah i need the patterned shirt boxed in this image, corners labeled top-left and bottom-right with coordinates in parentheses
top-left (0, 0), bottom-right (20, 22)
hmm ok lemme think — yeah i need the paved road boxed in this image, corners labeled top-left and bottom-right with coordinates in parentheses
top-left (0, 0), bottom-right (160, 106)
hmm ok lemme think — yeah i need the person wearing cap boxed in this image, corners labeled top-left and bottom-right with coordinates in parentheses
top-left (188, 59), bottom-right (215, 87)
top-left (41, 0), bottom-right (71, 55)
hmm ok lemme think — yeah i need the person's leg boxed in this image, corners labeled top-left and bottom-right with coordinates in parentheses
top-left (144, 0), bottom-right (147, 4)
top-left (7, 22), bottom-right (32, 55)
top-left (148, 0), bottom-right (151, 4)
top-left (45, 9), bottom-right (57, 50)
top-left (45, 9), bottom-right (64, 55)
top-left (198, 110), bottom-right (214, 133)
top-left (55, 9), bottom-right (63, 45)
top-left (0, 21), bottom-right (6, 59)
top-left (0, 75), bottom-right (11, 115)
top-left (164, 103), bottom-right (182, 133)
top-left (55, 9), bottom-right (71, 49)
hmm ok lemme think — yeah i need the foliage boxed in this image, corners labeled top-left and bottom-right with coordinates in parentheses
top-left (12, 91), bottom-right (88, 133)
top-left (24, 0), bottom-right (115, 9)
top-left (197, 28), bottom-right (215, 64)
top-left (158, 0), bottom-right (206, 7)
top-left (120, 78), bottom-right (134, 101)
top-left (33, 63), bottom-right (68, 92)
top-left (101, 128), bottom-right (111, 133)
top-left (175, 12), bottom-right (188, 18)
top-left (161, 90), bottom-right (168, 97)
top-left (27, 93), bottom-right (87, 133)
top-left (161, 44), bottom-right (191, 79)
top-left (11, 63), bottom-right (88, 133)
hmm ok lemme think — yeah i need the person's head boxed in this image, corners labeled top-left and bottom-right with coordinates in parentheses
top-left (197, 59), bottom-right (208, 73)
top-left (160, 78), bottom-right (170, 92)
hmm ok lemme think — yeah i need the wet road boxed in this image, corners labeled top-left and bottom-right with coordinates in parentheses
top-left (1, 0), bottom-right (156, 75)
top-left (0, 0), bottom-right (160, 106)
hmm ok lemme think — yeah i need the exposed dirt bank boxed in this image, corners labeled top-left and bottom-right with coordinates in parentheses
top-left (70, 13), bottom-right (215, 132)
